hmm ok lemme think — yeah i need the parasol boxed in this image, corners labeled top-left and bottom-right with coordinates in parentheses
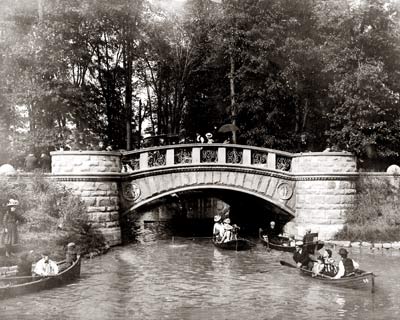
top-left (218, 123), bottom-right (239, 133)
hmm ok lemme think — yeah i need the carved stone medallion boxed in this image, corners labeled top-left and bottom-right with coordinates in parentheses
top-left (276, 182), bottom-right (293, 200)
top-left (123, 182), bottom-right (141, 202)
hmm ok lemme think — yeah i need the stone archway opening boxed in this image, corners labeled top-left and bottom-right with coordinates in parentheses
top-left (121, 188), bottom-right (294, 243)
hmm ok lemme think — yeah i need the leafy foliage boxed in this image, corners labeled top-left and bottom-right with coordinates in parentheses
top-left (0, 173), bottom-right (105, 256)
top-left (0, 0), bottom-right (400, 165)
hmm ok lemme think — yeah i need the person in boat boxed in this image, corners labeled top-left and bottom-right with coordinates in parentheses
top-left (261, 221), bottom-right (280, 241)
top-left (17, 250), bottom-right (35, 276)
top-left (220, 218), bottom-right (234, 243)
top-left (33, 251), bottom-right (59, 276)
top-left (293, 241), bottom-right (313, 270)
top-left (302, 228), bottom-right (319, 256)
top-left (312, 249), bottom-right (337, 277)
top-left (213, 215), bottom-right (225, 243)
top-left (333, 248), bottom-right (359, 279)
top-left (65, 242), bottom-right (78, 266)
top-left (231, 224), bottom-right (240, 240)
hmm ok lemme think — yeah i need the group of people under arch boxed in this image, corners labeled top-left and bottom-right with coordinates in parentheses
top-left (213, 215), bottom-right (240, 243)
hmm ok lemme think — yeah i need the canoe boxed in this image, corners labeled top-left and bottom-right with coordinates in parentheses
top-left (299, 266), bottom-right (375, 291)
top-left (280, 260), bottom-right (375, 292)
top-left (212, 238), bottom-right (255, 251)
top-left (0, 255), bottom-right (81, 300)
top-left (260, 235), bottom-right (324, 253)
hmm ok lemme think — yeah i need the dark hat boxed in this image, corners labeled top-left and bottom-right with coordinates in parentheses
top-left (338, 248), bottom-right (348, 256)
top-left (325, 249), bottom-right (333, 257)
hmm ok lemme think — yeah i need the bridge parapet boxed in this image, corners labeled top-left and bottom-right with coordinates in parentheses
top-left (121, 143), bottom-right (293, 172)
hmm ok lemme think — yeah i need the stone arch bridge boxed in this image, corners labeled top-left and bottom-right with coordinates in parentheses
top-left (50, 144), bottom-right (359, 246)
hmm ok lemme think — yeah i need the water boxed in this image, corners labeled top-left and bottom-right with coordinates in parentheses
top-left (1, 239), bottom-right (399, 320)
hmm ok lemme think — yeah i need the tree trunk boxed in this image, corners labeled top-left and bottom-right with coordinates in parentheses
top-left (230, 54), bottom-right (237, 144)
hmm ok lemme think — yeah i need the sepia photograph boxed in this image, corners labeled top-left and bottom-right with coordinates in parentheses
top-left (0, 0), bottom-right (400, 319)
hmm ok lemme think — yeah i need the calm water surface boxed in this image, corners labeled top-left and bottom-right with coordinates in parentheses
top-left (1, 238), bottom-right (399, 320)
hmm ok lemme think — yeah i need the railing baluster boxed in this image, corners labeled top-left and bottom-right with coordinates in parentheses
top-left (166, 149), bottom-right (174, 166)
top-left (192, 147), bottom-right (201, 164)
top-left (243, 149), bottom-right (251, 165)
top-left (140, 152), bottom-right (148, 170)
top-left (267, 152), bottom-right (276, 169)
top-left (218, 147), bottom-right (226, 164)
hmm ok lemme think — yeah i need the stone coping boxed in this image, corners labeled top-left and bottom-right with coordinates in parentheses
top-left (325, 240), bottom-right (400, 249)
top-left (293, 152), bottom-right (354, 157)
top-left (51, 151), bottom-right (122, 156)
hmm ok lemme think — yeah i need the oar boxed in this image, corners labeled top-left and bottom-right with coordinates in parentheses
top-left (280, 260), bottom-right (297, 268)
top-left (0, 275), bottom-right (36, 281)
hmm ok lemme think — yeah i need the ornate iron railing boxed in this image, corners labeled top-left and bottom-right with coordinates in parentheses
top-left (121, 143), bottom-right (293, 172)
top-left (201, 147), bottom-right (218, 163)
top-left (226, 147), bottom-right (243, 164)
top-left (148, 150), bottom-right (166, 167)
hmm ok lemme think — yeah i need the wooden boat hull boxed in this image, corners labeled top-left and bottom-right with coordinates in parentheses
top-left (260, 236), bottom-right (324, 253)
top-left (299, 267), bottom-right (375, 291)
top-left (212, 239), bottom-right (254, 251)
top-left (0, 255), bottom-right (81, 300)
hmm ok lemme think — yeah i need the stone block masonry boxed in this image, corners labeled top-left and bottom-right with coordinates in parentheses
top-left (51, 151), bottom-right (122, 246)
top-left (291, 152), bottom-right (358, 239)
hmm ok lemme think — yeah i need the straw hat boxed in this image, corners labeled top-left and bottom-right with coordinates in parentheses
top-left (205, 133), bottom-right (213, 139)
top-left (6, 199), bottom-right (19, 207)
top-left (295, 241), bottom-right (303, 246)
top-left (214, 215), bottom-right (222, 222)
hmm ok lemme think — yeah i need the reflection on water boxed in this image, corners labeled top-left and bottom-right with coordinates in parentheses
top-left (1, 239), bottom-right (400, 320)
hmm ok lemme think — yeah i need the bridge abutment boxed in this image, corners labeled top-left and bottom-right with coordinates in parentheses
top-left (51, 151), bottom-right (123, 246)
top-left (291, 152), bottom-right (357, 239)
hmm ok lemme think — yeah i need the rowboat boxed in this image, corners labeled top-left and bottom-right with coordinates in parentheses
top-left (280, 260), bottom-right (375, 292)
top-left (259, 232), bottom-right (324, 253)
top-left (0, 255), bottom-right (81, 300)
top-left (212, 238), bottom-right (255, 251)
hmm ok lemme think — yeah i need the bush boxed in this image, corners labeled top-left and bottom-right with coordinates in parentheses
top-left (0, 173), bottom-right (105, 262)
top-left (336, 176), bottom-right (400, 241)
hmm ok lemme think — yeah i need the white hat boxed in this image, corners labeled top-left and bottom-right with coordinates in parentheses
top-left (6, 199), bottom-right (19, 207)
top-left (214, 215), bottom-right (222, 222)
top-left (205, 133), bottom-right (213, 139)
top-left (223, 218), bottom-right (231, 224)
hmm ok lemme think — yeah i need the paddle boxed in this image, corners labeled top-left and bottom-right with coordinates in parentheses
top-left (280, 260), bottom-right (297, 268)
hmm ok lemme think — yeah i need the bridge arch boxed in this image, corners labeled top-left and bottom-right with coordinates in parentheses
top-left (124, 184), bottom-right (296, 217)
